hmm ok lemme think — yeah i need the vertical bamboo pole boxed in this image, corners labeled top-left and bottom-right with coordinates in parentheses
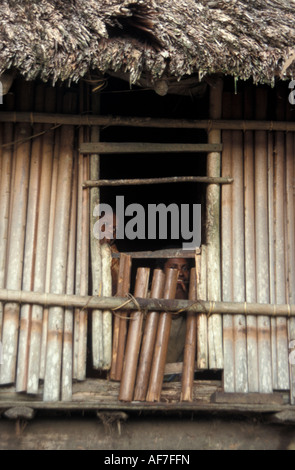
top-left (268, 131), bottom-right (276, 388)
top-left (90, 92), bottom-right (103, 370)
top-left (221, 92), bottom-right (235, 392)
top-left (206, 77), bottom-right (223, 370)
top-left (232, 93), bottom-right (248, 393)
top-left (119, 267), bottom-right (150, 402)
top-left (146, 268), bottom-right (178, 402)
top-left (73, 81), bottom-right (90, 381)
top-left (0, 94), bottom-right (14, 353)
top-left (285, 104), bottom-right (295, 403)
top-left (39, 113), bottom-right (60, 381)
top-left (26, 87), bottom-right (56, 394)
top-left (43, 92), bottom-right (74, 402)
top-left (16, 84), bottom-right (44, 392)
top-left (73, 136), bottom-right (89, 381)
top-left (181, 267), bottom-right (197, 402)
top-left (134, 269), bottom-right (166, 401)
top-left (101, 243), bottom-right (113, 369)
top-left (61, 150), bottom-right (78, 401)
top-left (115, 259), bottom-right (135, 380)
top-left (110, 254), bottom-right (132, 381)
top-left (196, 247), bottom-right (208, 369)
top-left (0, 80), bottom-right (32, 385)
top-left (244, 86), bottom-right (259, 392)
top-left (273, 87), bottom-right (289, 391)
top-left (255, 88), bottom-right (272, 393)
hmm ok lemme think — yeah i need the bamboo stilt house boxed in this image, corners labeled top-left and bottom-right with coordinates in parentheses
top-left (0, 0), bottom-right (295, 418)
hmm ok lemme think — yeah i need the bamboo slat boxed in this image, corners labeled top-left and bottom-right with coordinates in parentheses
top-left (101, 243), bottom-right (113, 370)
top-left (26, 86), bottom-right (56, 394)
top-left (268, 130), bottom-right (277, 390)
top-left (286, 112), bottom-right (295, 403)
top-left (43, 93), bottom-right (74, 402)
top-left (244, 87), bottom-right (259, 393)
top-left (134, 269), bottom-right (166, 401)
top-left (113, 256), bottom-right (133, 381)
top-left (146, 268), bottom-right (178, 402)
top-left (39, 116), bottom-right (60, 381)
top-left (0, 96), bottom-right (14, 357)
top-left (0, 81), bottom-right (32, 385)
top-left (196, 249), bottom-right (208, 369)
top-left (181, 267), bottom-right (197, 402)
top-left (255, 88), bottom-right (272, 393)
top-left (90, 92), bottom-right (104, 371)
top-left (61, 149), bottom-right (78, 401)
top-left (273, 88), bottom-right (289, 391)
top-left (206, 78), bottom-right (223, 370)
top-left (231, 93), bottom-right (248, 393)
top-left (221, 92), bottom-right (235, 392)
top-left (73, 123), bottom-right (90, 381)
top-left (109, 254), bottom-right (132, 381)
top-left (16, 85), bottom-right (44, 392)
top-left (119, 267), bottom-right (150, 402)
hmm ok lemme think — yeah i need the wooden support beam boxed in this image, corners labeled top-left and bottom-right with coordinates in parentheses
top-left (1, 111), bottom-right (295, 132)
top-left (82, 176), bottom-right (233, 188)
top-left (79, 142), bottom-right (222, 154)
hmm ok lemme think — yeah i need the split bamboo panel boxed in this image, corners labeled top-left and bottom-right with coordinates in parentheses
top-left (206, 78), bottom-right (223, 370)
top-left (119, 267), bottom-right (150, 402)
top-left (43, 93), bottom-right (75, 402)
top-left (0, 81), bottom-right (33, 385)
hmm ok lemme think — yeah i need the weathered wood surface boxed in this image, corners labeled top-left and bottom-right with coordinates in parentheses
top-left (2, 111), bottom-right (295, 132)
top-left (80, 142), bottom-right (223, 154)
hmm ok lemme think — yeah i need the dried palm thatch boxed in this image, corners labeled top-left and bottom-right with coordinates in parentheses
top-left (1, 0), bottom-right (295, 87)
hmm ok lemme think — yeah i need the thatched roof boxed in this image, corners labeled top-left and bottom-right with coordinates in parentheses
top-left (1, 0), bottom-right (295, 87)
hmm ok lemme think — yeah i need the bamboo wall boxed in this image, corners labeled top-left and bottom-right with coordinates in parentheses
top-left (0, 80), bottom-right (99, 401)
top-left (221, 86), bottom-right (295, 402)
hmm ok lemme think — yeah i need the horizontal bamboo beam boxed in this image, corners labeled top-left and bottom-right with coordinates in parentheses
top-left (79, 142), bottom-right (222, 154)
top-left (1, 112), bottom-right (295, 132)
top-left (82, 176), bottom-right (233, 188)
top-left (1, 288), bottom-right (295, 317)
top-left (111, 248), bottom-right (200, 258)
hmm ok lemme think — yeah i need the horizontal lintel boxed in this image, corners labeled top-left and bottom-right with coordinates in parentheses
top-left (79, 142), bottom-right (223, 154)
